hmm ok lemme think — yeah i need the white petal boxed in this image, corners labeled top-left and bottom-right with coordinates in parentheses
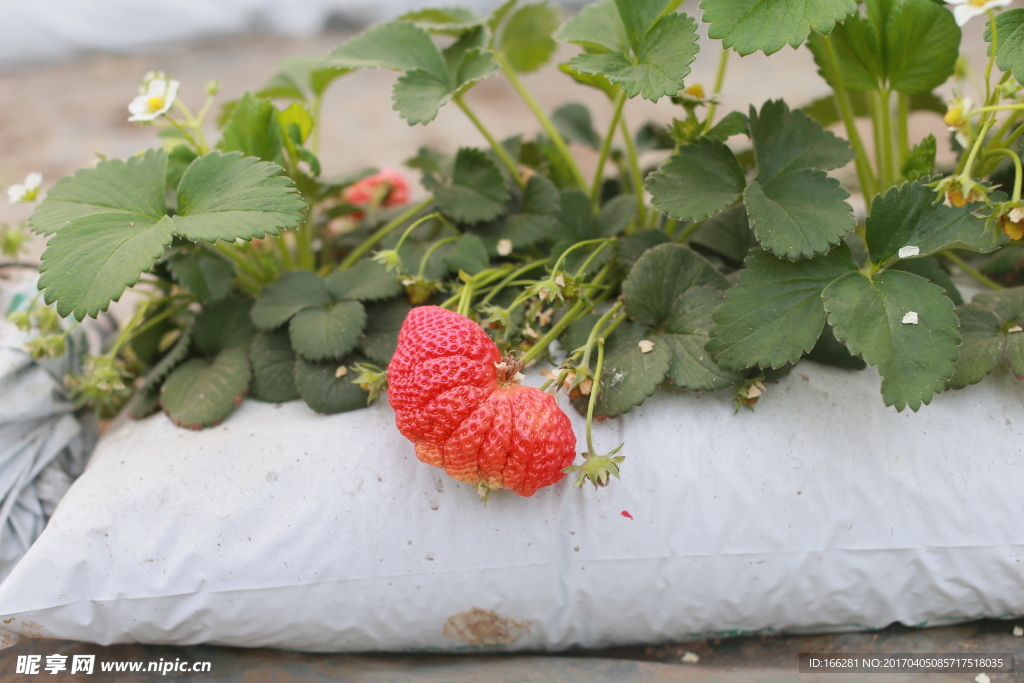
top-left (127, 95), bottom-right (158, 122)
top-left (6, 185), bottom-right (27, 203)
top-left (898, 246), bottom-right (920, 258)
top-left (902, 311), bottom-right (919, 325)
top-left (953, 3), bottom-right (986, 26)
top-left (163, 80), bottom-right (181, 110)
top-left (1009, 207), bottom-right (1024, 223)
top-left (945, 0), bottom-right (970, 5)
top-left (681, 652), bottom-right (700, 664)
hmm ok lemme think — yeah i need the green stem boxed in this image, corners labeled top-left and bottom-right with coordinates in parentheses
top-left (897, 92), bottom-right (910, 170)
top-left (499, 57), bottom-right (589, 190)
top-left (961, 119), bottom-right (995, 177)
top-left (311, 94), bottom-right (324, 157)
top-left (878, 88), bottom-right (895, 188)
top-left (592, 91), bottom-right (628, 207)
top-left (206, 242), bottom-right (266, 283)
top-left (126, 301), bottom-right (192, 344)
top-left (454, 95), bottom-right (524, 187)
top-left (984, 10), bottom-right (998, 108)
top-left (702, 45), bottom-right (731, 134)
top-left (340, 198), bottom-right (432, 269)
top-left (551, 238), bottom-right (612, 275)
top-left (477, 259), bottom-right (549, 308)
top-left (519, 265), bottom-right (612, 366)
top-left (941, 250), bottom-right (1003, 290)
top-left (969, 104), bottom-right (1024, 117)
top-left (675, 219), bottom-right (703, 244)
top-left (418, 236), bottom-right (459, 278)
top-left (990, 148), bottom-right (1023, 202)
top-left (577, 301), bottom-right (624, 371)
top-left (573, 241), bottom-right (611, 280)
top-left (585, 338), bottom-right (606, 455)
top-left (276, 233), bottom-right (296, 270)
top-left (108, 300), bottom-right (151, 358)
top-left (821, 36), bottom-right (877, 206)
top-left (295, 215), bottom-right (316, 270)
top-left (619, 117), bottom-right (646, 230)
top-left (869, 91), bottom-right (886, 188)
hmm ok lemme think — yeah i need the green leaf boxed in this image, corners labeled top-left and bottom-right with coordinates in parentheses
top-left (249, 330), bottom-right (300, 403)
top-left (689, 203), bottom-right (756, 267)
top-left (595, 194), bottom-right (637, 237)
top-left (570, 13), bottom-right (699, 101)
top-left (325, 259), bottom-right (404, 301)
top-left (822, 269), bottom-right (961, 411)
top-left (165, 249), bottom-right (235, 303)
top-left (901, 135), bottom-right (936, 181)
top-left (427, 148), bottom-right (510, 224)
top-left (557, 0), bottom-right (630, 54)
top-left (288, 300), bottom-right (367, 361)
top-left (889, 256), bottom-right (962, 306)
top-left (257, 55), bottom-right (350, 100)
top-left (552, 102), bottom-right (601, 150)
top-left (657, 286), bottom-right (743, 390)
top-left (614, 0), bottom-right (684, 51)
top-left (806, 17), bottom-right (882, 92)
top-left (985, 9), bottom-right (1024, 84)
top-left (707, 244), bottom-right (858, 370)
top-left (30, 148), bottom-right (167, 236)
top-left (558, 62), bottom-right (620, 100)
top-left (39, 214), bottom-right (176, 320)
top-left (949, 289), bottom-right (1024, 388)
top-left (217, 93), bottom-right (285, 164)
top-left (801, 91), bottom-right (945, 128)
top-left (128, 390), bottom-right (162, 420)
top-left (140, 322), bottom-right (194, 394)
top-left (193, 297), bottom-right (258, 357)
top-left (700, 0), bottom-right (857, 55)
top-left (160, 348), bottom-right (252, 429)
top-left (167, 145), bottom-right (198, 191)
top-left (885, 0), bottom-right (959, 95)
top-left (705, 111), bottom-right (748, 140)
top-left (743, 170), bottom-right (854, 259)
top-left (495, 2), bottom-right (560, 73)
top-left (442, 234), bottom-right (491, 275)
top-left (748, 100), bottom-right (855, 181)
top-left (593, 322), bottom-right (672, 417)
top-left (294, 356), bottom-right (371, 414)
top-left (469, 174), bottom-right (560, 250)
top-left (865, 178), bottom-right (1002, 265)
top-left (805, 322), bottom-right (867, 370)
top-left (251, 270), bottom-right (331, 330)
top-left (647, 137), bottom-right (746, 221)
top-left (358, 298), bottom-right (412, 365)
top-left (327, 21), bottom-right (450, 76)
top-left (617, 229), bottom-right (670, 270)
top-left (622, 243), bottom-right (730, 327)
top-left (401, 7), bottom-right (482, 34)
top-left (172, 152), bottom-right (306, 243)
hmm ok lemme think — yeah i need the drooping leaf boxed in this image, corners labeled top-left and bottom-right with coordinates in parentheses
top-left (140, 322), bottom-right (194, 394)
top-left (172, 152), bottom-right (306, 243)
top-left (250, 270), bottom-right (331, 330)
top-left (442, 234), bottom-right (491, 275)
top-left (426, 148), bottom-right (510, 224)
top-left (551, 102), bottom-right (601, 150)
top-left (657, 286), bottom-right (742, 390)
top-left (885, 0), bottom-right (960, 95)
top-left (647, 137), bottom-right (746, 221)
top-left (165, 248), bottom-right (235, 303)
top-left (288, 300), bottom-right (367, 361)
top-left (623, 242), bottom-right (730, 325)
top-left (748, 100), bottom-right (855, 181)
top-left (707, 244), bottom-right (858, 370)
top-left (249, 329), bottom-right (300, 403)
top-left (822, 269), bottom-right (961, 411)
top-left (193, 297), bottom-right (258, 357)
top-left (495, 2), bottom-right (561, 73)
top-left (294, 356), bottom-right (371, 414)
top-left (217, 93), bottom-right (285, 164)
top-left (700, 0), bottom-right (857, 56)
top-left (358, 298), bottom-right (413, 365)
top-left (160, 348), bottom-right (252, 429)
top-left (557, 62), bottom-right (620, 100)
top-left (985, 9), bottom-right (1024, 84)
top-left (865, 178), bottom-right (1002, 265)
top-left (327, 21), bottom-right (450, 75)
top-left (592, 322), bottom-right (672, 417)
top-left (325, 259), bottom-right (404, 301)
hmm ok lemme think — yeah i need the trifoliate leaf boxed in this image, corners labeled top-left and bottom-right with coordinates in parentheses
top-left (39, 214), bottom-right (176, 320)
top-left (172, 152), bottom-right (306, 243)
top-left (985, 9), bottom-right (1024, 84)
top-left (495, 2), bottom-right (560, 73)
top-left (623, 243), bottom-right (730, 327)
top-left (469, 174), bottom-right (558, 250)
top-left (657, 286), bottom-right (742, 391)
top-left (901, 135), bottom-right (936, 181)
top-left (325, 259), bottom-right (404, 301)
top-left (250, 270), bottom-right (331, 330)
top-left (885, 0), bottom-right (959, 95)
top-left (889, 256), bottom-right (962, 306)
top-left (358, 298), bottom-right (412, 365)
top-left (700, 0), bottom-right (857, 56)
top-left (327, 21), bottom-right (450, 75)
top-left (948, 288), bottom-right (1024, 388)
top-left (744, 170), bottom-right (854, 260)
top-left (822, 269), bottom-right (961, 411)
top-left (865, 178), bottom-right (1002, 265)
top-left (140, 322), bottom-right (194, 394)
top-left (294, 356), bottom-right (371, 414)
top-left (427, 148), bottom-right (510, 224)
top-left (160, 348), bottom-right (252, 429)
top-left (257, 55), bottom-right (350, 100)
top-left (249, 329), bottom-right (300, 403)
top-left (707, 244), bottom-right (858, 370)
top-left (217, 93), bottom-right (285, 164)
top-left (30, 148), bottom-right (167, 236)
top-left (748, 100), bottom-right (855, 181)
top-left (442, 234), bottom-right (491, 275)
top-left (165, 248), bottom-right (235, 303)
top-left (689, 203), bottom-right (756, 267)
top-left (288, 300), bottom-right (367, 361)
top-left (593, 322), bottom-right (672, 417)
top-left (551, 102), bottom-right (601, 150)
top-left (193, 297), bottom-right (258, 357)
top-left (647, 137), bottom-right (746, 221)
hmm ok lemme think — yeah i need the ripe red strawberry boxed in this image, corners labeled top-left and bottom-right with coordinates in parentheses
top-left (387, 306), bottom-right (576, 497)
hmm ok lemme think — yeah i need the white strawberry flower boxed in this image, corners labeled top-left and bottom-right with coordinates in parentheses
top-left (7, 172), bottom-right (42, 203)
top-left (128, 72), bottom-right (180, 122)
top-left (943, 96), bottom-right (973, 147)
top-left (946, 0), bottom-right (1012, 27)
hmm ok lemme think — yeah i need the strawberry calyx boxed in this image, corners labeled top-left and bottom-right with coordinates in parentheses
top-left (563, 445), bottom-right (625, 489)
top-left (494, 356), bottom-right (525, 387)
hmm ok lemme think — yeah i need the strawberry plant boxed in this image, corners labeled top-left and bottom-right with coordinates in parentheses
top-left (9, 0), bottom-right (1024, 492)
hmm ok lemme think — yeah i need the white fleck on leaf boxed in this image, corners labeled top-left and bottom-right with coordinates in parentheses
top-left (681, 651), bottom-right (700, 664)
top-left (1014, 625), bottom-right (1023, 636)
top-left (335, 366), bottom-right (348, 378)
top-left (638, 339), bottom-right (656, 353)
top-left (902, 311), bottom-right (919, 325)
top-left (976, 673), bottom-right (991, 683)
top-left (1008, 325), bottom-right (1023, 334)
top-left (898, 246), bottom-right (920, 258)
top-left (496, 239), bottom-right (513, 256)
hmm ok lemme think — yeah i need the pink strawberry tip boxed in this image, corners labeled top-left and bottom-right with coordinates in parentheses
top-left (563, 445), bottom-right (625, 490)
top-left (494, 356), bottom-right (526, 387)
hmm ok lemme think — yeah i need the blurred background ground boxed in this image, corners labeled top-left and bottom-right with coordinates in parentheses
top-left (0, 1), bottom-right (1022, 680)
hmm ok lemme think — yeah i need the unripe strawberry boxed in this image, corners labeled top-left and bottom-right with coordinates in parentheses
top-left (387, 306), bottom-right (576, 497)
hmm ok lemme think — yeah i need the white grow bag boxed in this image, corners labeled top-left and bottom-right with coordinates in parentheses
top-left (0, 361), bottom-right (1021, 652)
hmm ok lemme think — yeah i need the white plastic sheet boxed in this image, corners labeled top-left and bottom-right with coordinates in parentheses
top-left (0, 361), bottom-right (1021, 651)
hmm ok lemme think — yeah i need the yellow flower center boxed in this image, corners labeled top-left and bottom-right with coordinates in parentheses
top-left (684, 84), bottom-right (705, 99)
top-left (968, 0), bottom-right (988, 7)
top-left (146, 96), bottom-right (166, 113)
top-left (943, 106), bottom-right (964, 128)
